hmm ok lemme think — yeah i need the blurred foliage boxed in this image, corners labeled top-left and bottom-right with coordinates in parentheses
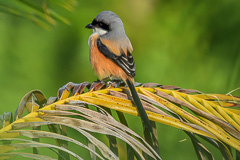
top-left (0, 0), bottom-right (240, 159)
top-left (0, 0), bottom-right (77, 29)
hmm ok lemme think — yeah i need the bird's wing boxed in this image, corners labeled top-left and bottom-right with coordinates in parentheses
top-left (97, 38), bottom-right (135, 78)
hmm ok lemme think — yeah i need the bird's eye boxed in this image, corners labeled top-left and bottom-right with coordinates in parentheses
top-left (97, 22), bottom-right (109, 31)
top-left (91, 19), bottom-right (110, 31)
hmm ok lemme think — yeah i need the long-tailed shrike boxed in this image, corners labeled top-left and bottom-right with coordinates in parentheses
top-left (86, 11), bottom-right (153, 133)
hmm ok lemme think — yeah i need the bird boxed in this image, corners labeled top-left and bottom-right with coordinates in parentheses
top-left (85, 11), bottom-right (153, 133)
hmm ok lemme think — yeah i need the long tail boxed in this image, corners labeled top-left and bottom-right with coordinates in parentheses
top-left (126, 79), bottom-right (153, 133)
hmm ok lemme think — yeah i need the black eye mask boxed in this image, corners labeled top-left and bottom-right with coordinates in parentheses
top-left (92, 19), bottom-right (110, 31)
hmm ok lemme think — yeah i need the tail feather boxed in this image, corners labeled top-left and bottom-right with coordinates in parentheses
top-left (126, 79), bottom-right (153, 133)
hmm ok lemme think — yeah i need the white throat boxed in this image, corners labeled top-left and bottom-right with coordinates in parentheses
top-left (93, 27), bottom-right (108, 36)
top-left (88, 28), bottom-right (108, 46)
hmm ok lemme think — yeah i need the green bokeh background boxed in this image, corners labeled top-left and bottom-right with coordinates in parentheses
top-left (0, 0), bottom-right (239, 159)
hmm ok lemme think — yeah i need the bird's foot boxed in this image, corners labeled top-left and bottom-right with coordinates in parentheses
top-left (106, 80), bottom-right (125, 88)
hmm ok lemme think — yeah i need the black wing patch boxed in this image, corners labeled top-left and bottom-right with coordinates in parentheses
top-left (97, 38), bottom-right (135, 77)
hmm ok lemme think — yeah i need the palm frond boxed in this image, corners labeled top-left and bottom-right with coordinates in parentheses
top-left (0, 81), bottom-right (239, 159)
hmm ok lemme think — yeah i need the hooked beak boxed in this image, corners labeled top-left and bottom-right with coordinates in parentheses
top-left (85, 23), bottom-right (94, 29)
